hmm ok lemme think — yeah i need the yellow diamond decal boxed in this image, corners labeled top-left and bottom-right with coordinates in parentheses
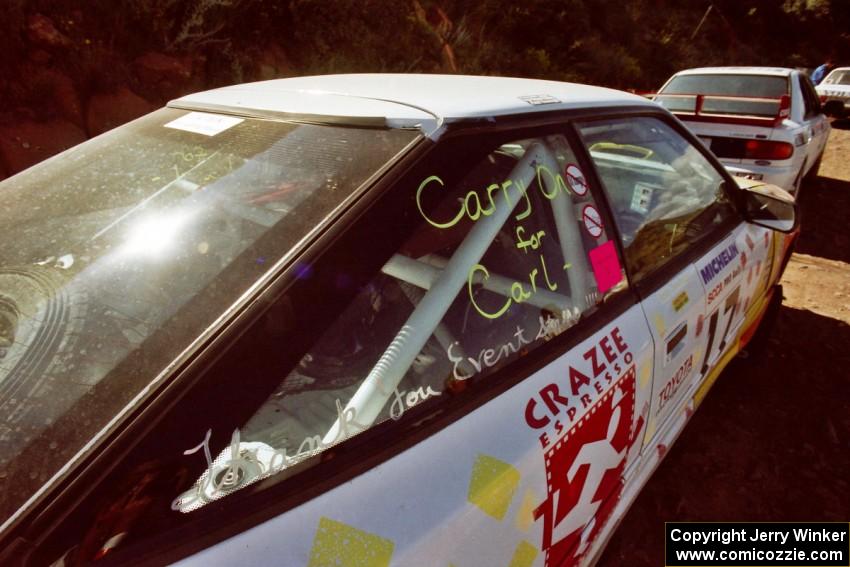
top-left (508, 540), bottom-right (539, 567)
top-left (653, 313), bottom-right (666, 336)
top-left (514, 489), bottom-right (537, 533)
top-left (643, 415), bottom-right (657, 444)
top-left (640, 362), bottom-right (652, 389)
top-left (693, 348), bottom-right (703, 366)
top-left (308, 517), bottom-right (394, 567)
top-left (467, 454), bottom-right (520, 521)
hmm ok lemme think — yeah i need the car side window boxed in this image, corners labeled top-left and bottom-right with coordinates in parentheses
top-left (577, 117), bottom-right (736, 283)
top-left (163, 132), bottom-right (627, 514)
top-left (799, 74), bottom-right (822, 117)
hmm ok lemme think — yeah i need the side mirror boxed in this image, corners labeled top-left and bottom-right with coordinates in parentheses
top-left (823, 100), bottom-right (845, 118)
top-left (740, 183), bottom-right (798, 233)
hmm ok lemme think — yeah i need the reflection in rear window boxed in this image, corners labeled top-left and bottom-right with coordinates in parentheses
top-left (661, 74), bottom-right (789, 98)
top-left (0, 108), bottom-right (418, 528)
top-left (657, 74), bottom-right (789, 117)
top-left (823, 70), bottom-right (850, 85)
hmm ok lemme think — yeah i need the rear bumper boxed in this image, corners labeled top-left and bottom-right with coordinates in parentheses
top-left (819, 95), bottom-right (850, 108)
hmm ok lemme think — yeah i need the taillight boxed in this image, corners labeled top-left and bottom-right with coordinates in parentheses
top-left (776, 94), bottom-right (791, 123)
top-left (743, 139), bottom-right (794, 160)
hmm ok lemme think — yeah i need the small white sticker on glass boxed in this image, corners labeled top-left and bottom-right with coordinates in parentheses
top-left (630, 182), bottom-right (654, 214)
top-left (165, 112), bottom-right (244, 136)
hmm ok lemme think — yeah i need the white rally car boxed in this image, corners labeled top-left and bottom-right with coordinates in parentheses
top-left (0, 75), bottom-right (797, 567)
top-left (815, 66), bottom-right (850, 116)
top-left (654, 66), bottom-right (830, 194)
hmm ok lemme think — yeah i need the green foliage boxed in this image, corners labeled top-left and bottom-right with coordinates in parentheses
top-left (0, 0), bottom-right (27, 79)
top-left (289, 0), bottom-right (441, 73)
top-left (125, 0), bottom-right (246, 52)
top-left (3, 0), bottom-right (850, 121)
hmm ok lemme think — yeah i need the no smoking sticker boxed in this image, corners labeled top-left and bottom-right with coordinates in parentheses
top-left (565, 164), bottom-right (589, 196)
top-left (582, 204), bottom-right (603, 238)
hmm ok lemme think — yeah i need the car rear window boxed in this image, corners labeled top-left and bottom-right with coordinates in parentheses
top-left (822, 70), bottom-right (850, 85)
top-left (0, 108), bottom-right (418, 529)
top-left (661, 74), bottom-right (789, 97)
top-left (657, 74), bottom-right (790, 118)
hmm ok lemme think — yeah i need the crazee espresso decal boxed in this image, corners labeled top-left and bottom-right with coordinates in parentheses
top-left (699, 243), bottom-right (738, 284)
top-left (534, 369), bottom-right (637, 567)
top-left (522, 325), bottom-right (640, 567)
top-left (523, 327), bottom-right (632, 449)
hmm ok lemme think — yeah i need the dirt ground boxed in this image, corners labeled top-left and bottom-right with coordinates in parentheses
top-left (597, 120), bottom-right (850, 566)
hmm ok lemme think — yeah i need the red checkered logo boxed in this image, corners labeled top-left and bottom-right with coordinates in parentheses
top-left (534, 366), bottom-right (638, 566)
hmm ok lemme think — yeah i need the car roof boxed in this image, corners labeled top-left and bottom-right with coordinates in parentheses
top-left (170, 74), bottom-right (652, 138)
top-left (672, 66), bottom-right (795, 77)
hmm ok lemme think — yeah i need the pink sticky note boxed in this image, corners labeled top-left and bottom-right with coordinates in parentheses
top-left (588, 240), bottom-right (623, 294)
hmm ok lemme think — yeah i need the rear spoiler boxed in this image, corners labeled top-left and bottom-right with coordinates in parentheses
top-left (646, 93), bottom-right (791, 127)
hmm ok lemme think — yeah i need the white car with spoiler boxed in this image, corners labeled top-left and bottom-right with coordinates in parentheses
top-left (0, 75), bottom-right (798, 567)
top-left (815, 66), bottom-right (850, 116)
top-left (654, 66), bottom-right (830, 194)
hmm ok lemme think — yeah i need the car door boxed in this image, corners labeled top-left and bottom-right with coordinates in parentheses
top-left (575, 116), bottom-right (752, 453)
top-left (26, 119), bottom-right (653, 567)
top-left (690, 218), bottom-right (774, 399)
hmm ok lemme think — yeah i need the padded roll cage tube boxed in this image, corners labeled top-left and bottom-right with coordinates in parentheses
top-left (322, 140), bottom-right (592, 443)
top-left (382, 253), bottom-right (572, 312)
top-left (539, 136), bottom-right (592, 311)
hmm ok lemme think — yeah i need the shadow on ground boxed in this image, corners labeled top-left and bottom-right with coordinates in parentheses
top-left (597, 305), bottom-right (850, 566)
top-left (796, 176), bottom-right (850, 264)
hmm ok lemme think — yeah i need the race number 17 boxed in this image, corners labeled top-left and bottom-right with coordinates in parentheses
top-left (700, 286), bottom-right (740, 377)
